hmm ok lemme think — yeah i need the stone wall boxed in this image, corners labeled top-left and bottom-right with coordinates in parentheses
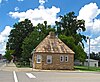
top-left (33, 53), bottom-right (74, 70)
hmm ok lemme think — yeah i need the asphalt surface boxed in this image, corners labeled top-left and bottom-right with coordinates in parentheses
top-left (0, 61), bottom-right (100, 82)
top-left (0, 60), bottom-right (6, 70)
top-left (0, 71), bottom-right (100, 82)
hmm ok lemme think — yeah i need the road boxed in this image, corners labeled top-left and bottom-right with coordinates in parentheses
top-left (0, 71), bottom-right (100, 82)
top-left (0, 59), bottom-right (6, 70)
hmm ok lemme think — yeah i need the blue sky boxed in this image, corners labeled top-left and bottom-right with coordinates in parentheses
top-left (0, 0), bottom-right (100, 54)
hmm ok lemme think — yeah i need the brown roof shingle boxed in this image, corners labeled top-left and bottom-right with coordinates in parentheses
top-left (34, 32), bottom-right (74, 54)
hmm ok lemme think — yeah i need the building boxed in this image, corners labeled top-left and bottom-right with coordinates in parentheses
top-left (32, 32), bottom-right (75, 70)
top-left (84, 59), bottom-right (98, 67)
top-left (0, 54), bottom-right (2, 60)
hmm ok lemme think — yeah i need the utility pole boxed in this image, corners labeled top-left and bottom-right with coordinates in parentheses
top-left (87, 37), bottom-right (90, 69)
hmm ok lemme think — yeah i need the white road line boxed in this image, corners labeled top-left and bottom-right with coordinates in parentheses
top-left (26, 73), bottom-right (36, 79)
top-left (13, 71), bottom-right (18, 82)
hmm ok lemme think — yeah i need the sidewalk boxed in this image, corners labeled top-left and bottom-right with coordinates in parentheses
top-left (1, 62), bottom-right (78, 72)
top-left (1, 62), bottom-right (93, 73)
top-left (1, 62), bottom-right (33, 72)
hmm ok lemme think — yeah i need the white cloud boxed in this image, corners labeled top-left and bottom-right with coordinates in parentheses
top-left (9, 5), bottom-right (60, 26)
top-left (92, 19), bottom-right (100, 33)
top-left (0, 26), bottom-right (12, 55)
top-left (77, 3), bottom-right (100, 33)
top-left (85, 36), bottom-right (100, 53)
top-left (39, 0), bottom-right (47, 5)
top-left (0, 0), bottom-right (2, 3)
top-left (78, 3), bottom-right (100, 53)
top-left (15, 7), bottom-right (19, 11)
top-left (1, 26), bottom-right (12, 37)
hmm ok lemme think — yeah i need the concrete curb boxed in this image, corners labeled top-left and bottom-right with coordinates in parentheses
top-left (1, 63), bottom-right (100, 73)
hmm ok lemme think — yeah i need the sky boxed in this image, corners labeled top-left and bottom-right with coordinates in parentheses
top-left (0, 0), bottom-right (100, 55)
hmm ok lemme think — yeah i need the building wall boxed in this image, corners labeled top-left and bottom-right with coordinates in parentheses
top-left (33, 54), bottom-right (42, 69)
top-left (33, 53), bottom-right (74, 70)
top-left (84, 61), bottom-right (98, 67)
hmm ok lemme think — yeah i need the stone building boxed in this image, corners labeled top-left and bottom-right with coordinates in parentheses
top-left (32, 32), bottom-right (74, 70)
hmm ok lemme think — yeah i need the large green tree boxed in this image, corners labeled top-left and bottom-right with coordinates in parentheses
top-left (55, 12), bottom-right (87, 62)
top-left (55, 12), bottom-right (86, 47)
top-left (4, 50), bottom-right (14, 62)
top-left (6, 19), bottom-right (34, 59)
top-left (21, 21), bottom-right (55, 62)
top-left (6, 12), bottom-right (87, 62)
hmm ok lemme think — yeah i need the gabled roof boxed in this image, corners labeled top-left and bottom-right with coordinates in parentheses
top-left (34, 32), bottom-right (74, 54)
top-left (85, 59), bottom-right (99, 62)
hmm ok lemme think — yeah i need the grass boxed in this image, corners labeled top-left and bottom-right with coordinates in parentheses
top-left (15, 62), bottom-right (32, 68)
top-left (74, 66), bottom-right (100, 72)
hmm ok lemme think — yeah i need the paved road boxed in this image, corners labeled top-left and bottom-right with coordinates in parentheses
top-left (0, 71), bottom-right (100, 82)
top-left (0, 60), bottom-right (6, 69)
top-left (0, 71), bottom-right (14, 82)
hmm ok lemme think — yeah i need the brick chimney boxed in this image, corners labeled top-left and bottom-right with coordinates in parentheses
top-left (49, 32), bottom-right (55, 38)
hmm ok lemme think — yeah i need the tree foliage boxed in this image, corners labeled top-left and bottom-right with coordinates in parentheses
top-left (6, 12), bottom-right (87, 62)
top-left (4, 50), bottom-right (14, 62)
top-left (55, 12), bottom-right (86, 47)
top-left (90, 52), bottom-right (100, 65)
top-left (56, 12), bottom-right (87, 62)
top-left (59, 35), bottom-right (86, 62)
top-left (6, 19), bottom-right (34, 59)
top-left (21, 21), bottom-right (55, 62)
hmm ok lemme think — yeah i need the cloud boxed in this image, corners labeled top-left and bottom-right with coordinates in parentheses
top-left (78, 3), bottom-right (100, 53)
top-left (0, 26), bottom-right (12, 55)
top-left (9, 5), bottom-right (60, 26)
top-left (85, 36), bottom-right (100, 53)
top-left (92, 19), bottom-right (100, 33)
top-left (15, 7), bottom-right (19, 11)
top-left (39, 0), bottom-right (47, 5)
top-left (77, 3), bottom-right (100, 34)
top-left (0, 0), bottom-right (2, 3)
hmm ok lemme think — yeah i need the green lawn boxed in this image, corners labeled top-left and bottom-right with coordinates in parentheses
top-left (15, 62), bottom-right (31, 68)
top-left (74, 66), bottom-right (100, 72)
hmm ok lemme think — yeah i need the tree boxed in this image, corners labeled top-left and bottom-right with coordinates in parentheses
top-left (4, 50), bottom-right (14, 62)
top-left (21, 21), bottom-right (55, 62)
top-left (55, 11), bottom-right (86, 47)
top-left (59, 35), bottom-right (86, 62)
top-left (55, 12), bottom-right (87, 62)
top-left (6, 19), bottom-right (34, 59)
top-left (90, 52), bottom-right (100, 66)
top-left (21, 29), bottom-right (45, 62)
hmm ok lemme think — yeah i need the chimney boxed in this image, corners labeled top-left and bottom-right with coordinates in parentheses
top-left (49, 32), bottom-right (55, 38)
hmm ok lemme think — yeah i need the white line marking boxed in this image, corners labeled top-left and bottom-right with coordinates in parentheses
top-left (13, 71), bottom-right (18, 82)
top-left (26, 73), bottom-right (36, 78)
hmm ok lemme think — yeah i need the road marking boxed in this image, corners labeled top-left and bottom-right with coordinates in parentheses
top-left (26, 73), bottom-right (36, 78)
top-left (13, 71), bottom-right (18, 82)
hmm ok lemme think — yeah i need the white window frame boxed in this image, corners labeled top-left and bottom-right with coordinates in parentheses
top-left (60, 55), bottom-right (64, 62)
top-left (47, 55), bottom-right (52, 64)
top-left (65, 55), bottom-right (68, 62)
top-left (36, 55), bottom-right (42, 63)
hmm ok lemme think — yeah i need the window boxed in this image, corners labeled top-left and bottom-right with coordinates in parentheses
top-left (47, 55), bottom-right (52, 64)
top-left (60, 55), bottom-right (64, 62)
top-left (36, 55), bottom-right (41, 63)
top-left (65, 55), bottom-right (68, 62)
